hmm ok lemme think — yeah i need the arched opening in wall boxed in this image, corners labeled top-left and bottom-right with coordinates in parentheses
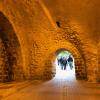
top-left (0, 12), bottom-right (24, 82)
top-left (49, 45), bottom-right (87, 81)
top-left (54, 49), bottom-right (75, 80)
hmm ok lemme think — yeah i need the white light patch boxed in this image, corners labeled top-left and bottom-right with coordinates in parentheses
top-left (54, 55), bottom-right (75, 80)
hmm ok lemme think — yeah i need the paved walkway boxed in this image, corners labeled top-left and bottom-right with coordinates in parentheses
top-left (2, 68), bottom-right (100, 100)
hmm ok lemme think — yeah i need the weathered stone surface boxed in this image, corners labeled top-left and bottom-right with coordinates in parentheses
top-left (0, 0), bottom-right (99, 83)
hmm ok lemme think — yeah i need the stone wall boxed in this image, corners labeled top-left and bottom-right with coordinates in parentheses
top-left (98, 42), bottom-right (100, 82)
top-left (0, 38), bottom-right (7, 82)
top-left (0, 12), bottom-right (24, 82)
top-left (60, 27), bottom-right (98, 82)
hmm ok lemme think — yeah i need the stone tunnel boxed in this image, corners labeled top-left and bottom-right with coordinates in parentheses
top-left (0, 0), bottom-right (100, 99)
top-left (0, 0), bottom-right (99, 83)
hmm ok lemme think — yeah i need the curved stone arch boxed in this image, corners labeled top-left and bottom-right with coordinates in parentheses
top-left (0, 10), bottom-right (31, 79)
top-left (60, 28), bottom-right (98, 82)
top-left (0, 12), bottom-right (24, 82)
top-left (43, 40), bottom-right (87, 80)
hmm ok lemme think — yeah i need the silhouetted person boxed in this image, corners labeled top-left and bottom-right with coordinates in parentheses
top-left (59, 57), bottom-right (67, 70)
top-left (59, 57), bottom-right (64, 70)
top-left (57, 57), bottom-right (68, 70)
top-left (57, 57), bottom-right (60, 66)
top-left (68, 55), bottom-right (73, 70)
top-left (63, 58), bottom-right (67, 70)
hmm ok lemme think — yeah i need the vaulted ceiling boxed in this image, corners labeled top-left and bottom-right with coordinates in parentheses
top-left (42, 0), bottom-right (100, 44)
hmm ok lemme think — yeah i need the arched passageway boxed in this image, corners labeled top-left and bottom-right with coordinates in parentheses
top-left (54, 50), bottom-right (75, 80)
top-left (0, 12), bottom-right (24, 82)
top-left (51, 48), bottom-right (87, 80)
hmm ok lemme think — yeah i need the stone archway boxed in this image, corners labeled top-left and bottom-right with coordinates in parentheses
top-left (0, 12), bottom-right (24, 82)
top-left (42, 41), bottom-right (87, 80)
top-left (52, 48), bottom-right (87, 80)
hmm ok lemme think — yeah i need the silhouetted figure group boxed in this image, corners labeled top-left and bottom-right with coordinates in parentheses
top-left (57, 55), bottom-right (73, 70)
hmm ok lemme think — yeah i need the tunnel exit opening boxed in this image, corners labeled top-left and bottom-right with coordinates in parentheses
top-left (54, 50), bottom-right (76, 80)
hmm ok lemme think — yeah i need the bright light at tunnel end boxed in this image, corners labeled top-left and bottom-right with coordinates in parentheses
top-left (54, 50), bottom-right (76, 80)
